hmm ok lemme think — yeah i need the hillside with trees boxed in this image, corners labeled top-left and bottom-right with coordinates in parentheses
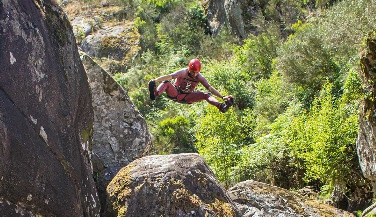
top-left (62, 0), bottom-right (376, 214)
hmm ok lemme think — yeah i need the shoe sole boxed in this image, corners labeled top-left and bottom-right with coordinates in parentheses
top-left (220, 98), bottom-right (234, 113)
top-left (220, 103), bottom-right (229, 113)
top-left (227, 98), bottom-right (234, 106)
top-left (148, 80), bottom-right (156, 100)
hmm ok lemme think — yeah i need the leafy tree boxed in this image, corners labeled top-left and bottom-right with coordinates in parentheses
top-left (236, 100), bottom-right (307, 189)
top-left (134, 3), bottom-right (160, 52)
top-left (253, 70), bottom-right (295, 136)
top-left (155, 2), bottom-right (221, 57)
top-left (277, 24), bottom-right (340, 108)
top-left (152, 115), bottom-right (197, 154)
top-left (195, 107), bottom-right (255, 187)
top-left (284, 82), bottom-right (368, 200)
top-left (203, 59), bottom-right (255, 110)
top-left (277, 0), bottom-right (376, 108)
top-left (234, 27), bottom-right (280, 81)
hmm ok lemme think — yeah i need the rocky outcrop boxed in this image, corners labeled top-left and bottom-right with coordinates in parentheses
top-left (82, 54), bottom-right (151, 172)
top-left (229, 180), bottom-right (355, 217)
top-left (205, 0), bottom-right (245, 38)
top-left (357, 36), bottom-right (376, 216)
top-left (62, 2), bottom-right (139, 74)
top-left (81, 54), bottom-right (152, 212)
top-left (0, 0), bottom-right (99, 216)
top-left (106, 153), bottom-right (241, 217)
top-left (357, 36), bottom-right (376, 185)
top-left (79, 23), bottom-right (140, 74)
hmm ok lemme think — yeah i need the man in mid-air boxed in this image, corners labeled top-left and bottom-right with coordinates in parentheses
top-left (148, 59), bottom-right (234, 113)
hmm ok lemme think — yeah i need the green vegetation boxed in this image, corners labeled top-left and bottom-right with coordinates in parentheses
top-left (120, 0), bottom-right (375, 211)
top-left (65, 0), bottom-right (376, 212)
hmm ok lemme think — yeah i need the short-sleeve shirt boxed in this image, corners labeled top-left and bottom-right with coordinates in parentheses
top-left (170, 68), bottom-right (211, 93)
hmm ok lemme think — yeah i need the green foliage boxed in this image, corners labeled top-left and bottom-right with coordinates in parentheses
top-left (156, 3), bottom-right (208, 56)
top-left (316, 0), bottom-right (376, 63)
top-left (199, 28), bottom-right (239, 60)
top-left (277, 28), bottom-right (340, 107)
top-left (234, 27), bottom-right (280, 81)
top-left (342, 69), bottom-right (365, 103)
top-left (134, 3), bottom-right (160, 52)
top-left (285, 83), bottom-right (361, 188)
top-left (152, 115), bottom-right (197, 154)
top-left (147, 0), bottom-right (176, 8)
top-left (106, 0), bottom-right (376, 210)
top-left (236, 101), bottom-right (307, 189)
top-left (253, 71), bottom-right (294, 136)
top-left (187, 3), bottom-right (209, 34)
top-left (195, 107), bottom-right (256, 187)
top-left (204, 59), bottom-right (255, 110)
top-left (277, 0), bottom-right (376, 108)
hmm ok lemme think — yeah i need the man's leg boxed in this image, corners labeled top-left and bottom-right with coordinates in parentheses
top-left (148, 80), bottom-right (157, 100)
top-left (157, 81), bottom-right (179, 98)
top-left (183, 92), bottom-right (220, 107)
top-left (183, 92), bottom-right (233, 113)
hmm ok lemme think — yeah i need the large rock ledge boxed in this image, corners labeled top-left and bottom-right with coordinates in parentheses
top-left (105, 153), bottom-right (241, 217)
top-left (229, 180), bottom-right (355, 217)
top-left (104, 153), bottom-right (355, 217)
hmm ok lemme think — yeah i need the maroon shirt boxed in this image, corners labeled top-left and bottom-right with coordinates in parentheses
top-left (170, 68), bottom-right (211, 93)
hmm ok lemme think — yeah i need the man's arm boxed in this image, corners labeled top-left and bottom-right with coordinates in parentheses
top-left (208, 86), bottom-right (224, 99)
top-left (208, 86), bottom-right (233, 100)
top-left (153, 75), bottom-right (172, 82)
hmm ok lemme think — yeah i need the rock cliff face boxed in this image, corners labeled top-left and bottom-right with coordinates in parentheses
top-left (205, 0), bottom-right (245, 38)
top-left (81, 54), bottom-right (151, 175)
top-left (357, 36), bottom-right (376, 186)
top-left (0, 0), bottom-right (99, 216)
top-left (357, 36), bottom-right (376, 216)
top-left (81, 54), bottom-right (152, 213)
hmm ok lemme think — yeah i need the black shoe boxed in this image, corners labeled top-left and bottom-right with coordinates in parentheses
top-left (219, 97), bottom-right (234, 113)
top-left (148, 80), bottom-right (157, 100)
top-left (227, 97), bottom-right (234, 106)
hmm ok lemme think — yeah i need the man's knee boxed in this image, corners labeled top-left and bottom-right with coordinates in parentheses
top-left (203, 92), bottom-right (212, 99)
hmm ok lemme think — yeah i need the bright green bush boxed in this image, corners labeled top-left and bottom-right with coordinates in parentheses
top-left (236, 100), bottom-right (306, 189)
top-left (234, 27), bottom-right (280, 81)
top-left (152, 115), bottom-right (197, 154)
top-left (277, 28), bottom-right (340, 108)
top-left (277, 0), bottom-right (376, 108)
top-left (195, 106), bottom-right (256, 187)
top-left (253, 71), bottom-right (294, 136)
top-left (203, 59), bottom-right (255, 110)
top-left (281, 82), bottom-right (368, 200)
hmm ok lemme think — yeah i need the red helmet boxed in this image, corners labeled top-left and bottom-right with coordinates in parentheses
top-left (188, 59), bottom-right (201, 72)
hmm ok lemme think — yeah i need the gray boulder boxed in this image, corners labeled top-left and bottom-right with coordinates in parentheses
top-left (0, 0), bottom-right (99, 216)
top-left (229, 180), bottom-right (355, 217)
top-left (81, 53), bottom-right (152, 181)
top-left (71, 16), bottom-right (95, 38)
top-left (80, 24), bottom-right (140, 74)
top-left (106, 153), bottom-right (241, 217)
top-left (81, 54), bottom-right (152, 213)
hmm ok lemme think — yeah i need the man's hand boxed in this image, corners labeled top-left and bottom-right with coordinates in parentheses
top-left (223, 95), bottom-right (234, 101)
